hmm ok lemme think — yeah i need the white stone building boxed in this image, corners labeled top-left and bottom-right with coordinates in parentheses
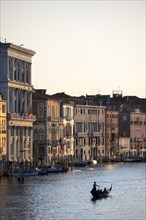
top-left (0, 42), bottom-right (36, 166)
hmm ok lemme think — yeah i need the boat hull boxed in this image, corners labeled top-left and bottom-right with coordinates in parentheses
top-left (36, 166), bottom-right (68, 174)
top-left (13, 169), bottom-right (38, 176)
top-left (74, 162), bottom-right (90, 167)
top-left (90, 189), bottom-right (109, 199)
top-left (47, 167), bottom-right (68, 173)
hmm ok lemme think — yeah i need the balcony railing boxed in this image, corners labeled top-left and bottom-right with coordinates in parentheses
top-left (63, 116), bottom-right (73, 121)
top-left (76, 132), bottom-right (87, 137)
top-left (8, 113), bottom-right (36, 121)
top-left (47, 116), bottom-right (60, 122)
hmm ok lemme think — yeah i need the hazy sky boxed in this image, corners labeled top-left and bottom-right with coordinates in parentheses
top-left (0, 0), bottom-right (145, 98)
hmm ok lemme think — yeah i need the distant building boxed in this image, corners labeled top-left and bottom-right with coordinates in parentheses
top-left (119, 108), bottom-right (146, 159)
top-left (32, 89), bottom-right (65, 166)
top-left (0, 42), bottom-right (36, 168)
top-left (105, 110), bottom-right (119, 159)
top-left (130, 110), bottom-right (146, 158)
top-left (61, 103), bottom-right (74, 157)
top-left (85, 90), bottom-right (146, 113)
top-left (74, 104), bottom-right (106, 162)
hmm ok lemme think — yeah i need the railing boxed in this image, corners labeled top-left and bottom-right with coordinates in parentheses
top-left (47, 116), bottom-right (60, 122)
top-left (92, 132), bottom-right (102, 137)
top-left (63, 116), bottom-right (73, 121)
top-left (8, 113), bottom-right (36, 121)
top-left (76, 132), bottom-right (87, 137)
top-left (66, 134), bottom-right (73, 138)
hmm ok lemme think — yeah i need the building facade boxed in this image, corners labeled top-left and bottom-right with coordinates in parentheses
top-left (130, 110), bottom-right (146, 158)
top-left (0, 42), bottom-right (36, 168)
top-left (119, 108), bottom-right (146, 159)
top-left (32, 90), bottom-right (47, 167)
top-left (62, 103), bottom-right (74, 157)
top-left (105, 110), bottom-right (119, 159)
top-left (32, 89), bottom-right (65, 166)
top-left (74, 104), bottom-right (106, 162)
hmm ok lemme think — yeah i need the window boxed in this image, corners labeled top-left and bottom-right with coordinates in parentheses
top-left (37, 103), bottom-right (44, 121)
top-left (34, 129), bottom-right (38, 141)
top-left (66, 124), bottom-right (71, 136)
top-left (123, 115), bottom-right (127, 120)
top-left (52, 106), bottom-right (55, 118)
top-left (2, 105), bottom-right (6, 113)
top-left (76, 122), bottom-right (82, 133)
top-left (92, 122), bottom-right (98, 132)
top-left (65, 107), bottom-right (71, 117)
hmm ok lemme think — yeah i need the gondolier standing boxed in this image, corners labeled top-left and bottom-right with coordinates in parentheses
top-left (93, 182), bottom-right (99, 191)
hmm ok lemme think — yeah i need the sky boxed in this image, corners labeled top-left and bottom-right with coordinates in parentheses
top-left (0, 0), bottom-right (145, 98)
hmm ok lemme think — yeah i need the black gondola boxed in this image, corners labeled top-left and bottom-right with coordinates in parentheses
top-left (90, 183), bottom-right (112, 199)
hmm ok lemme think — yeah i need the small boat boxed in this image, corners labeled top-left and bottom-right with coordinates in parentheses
top-left (74, 161), bottom-right (90, 167)
top-left (35, 166), bottom-right (68, 174)
top-left (13, 169), bottom-right (38, 176)
top-left (90, 184), bottom-right (112, 199)
top-left (47, 166), bottom-right (68, 173)
top-left (125, 158), bottom-right (142, 162)
top-left (36, 167), bottom-right (48, 175)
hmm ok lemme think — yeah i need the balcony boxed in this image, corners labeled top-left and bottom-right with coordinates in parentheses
top-left (8, 113), bottom-right (36, 122)
top-left (47, 116), bottom-right (60, 122)
top-left (63, 115), bottom-right (73, 121)
top-left (76, 132), bottom-right (87, 138)
top-left (66, 134), bottom-right (73, 139)
top-left (92, 132), bottom-right (102, 137)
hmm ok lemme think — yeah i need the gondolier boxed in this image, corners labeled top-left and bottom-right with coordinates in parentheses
top-left (92, 181), bottom-right (99, 191)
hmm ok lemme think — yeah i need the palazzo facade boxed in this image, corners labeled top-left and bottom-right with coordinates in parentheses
top-left (0, 42), bottom-right (36, 165)
top-left (74, 104), bottom-right (106, 162)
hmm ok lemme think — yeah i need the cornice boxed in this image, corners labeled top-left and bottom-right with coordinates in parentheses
top-left (0, 42), bottom-right (35, 56)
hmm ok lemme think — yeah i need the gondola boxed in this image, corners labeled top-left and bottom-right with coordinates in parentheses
top-left (90, 183), bottom-right (112, 199)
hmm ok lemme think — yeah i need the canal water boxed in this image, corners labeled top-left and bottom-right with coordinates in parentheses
top-left (0, 162), bottom-right (145, 220)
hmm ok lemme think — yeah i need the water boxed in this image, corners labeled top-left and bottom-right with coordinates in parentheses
top-left (0, 162), bottom-right (145, 220)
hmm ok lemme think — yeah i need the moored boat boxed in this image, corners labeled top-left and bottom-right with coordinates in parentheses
top-left (74, 161), bottom-right (90, 167)
top-left (90, 183), bottom-right (112, 199)
top-left (13, 169), bottom-right (38, 176)
top-left (35, 166), bottom-right (68, 174)
top-left (47, 166), bottom-right (68, 173)
top-left (36, 167), bottom-right (48, 175)
top-left (125, 158), bottom-right (143, 162)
